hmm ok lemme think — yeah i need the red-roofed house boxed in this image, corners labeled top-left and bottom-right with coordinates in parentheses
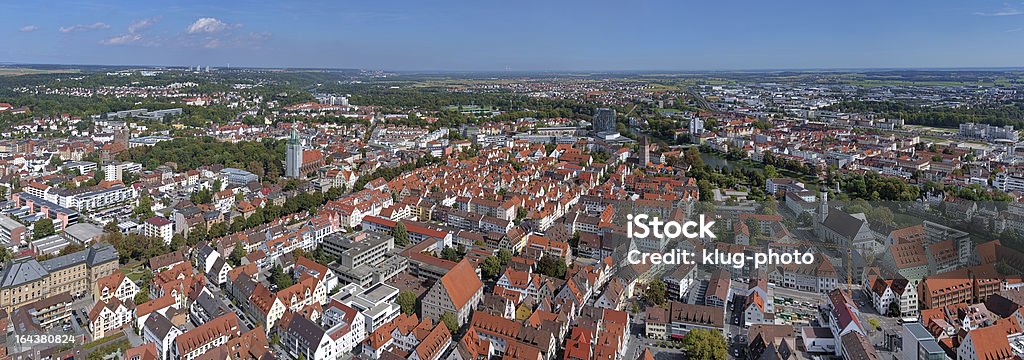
top-left (172, 313), bottom-right (241, 360)
top-left (93, 270), bottom-right (139, 304)
top-left (422, 259), bottom-right (484, 326)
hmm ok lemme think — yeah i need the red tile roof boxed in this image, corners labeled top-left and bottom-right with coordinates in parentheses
top-left (440, 259), bottom-right (483, 310)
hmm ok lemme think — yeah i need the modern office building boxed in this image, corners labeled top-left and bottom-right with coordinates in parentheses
top-left (901, 322), bottom-right (944, 360)
top-left (0, 215), bottom-right (27, 246)
top-left (324, 232), bottom-right (397, 286)
top-left (220, 167), bottom-right (260, 185)
top-left (333, 282), bottom-right (401, 333)
top-left (593, 108), bottom-right (617, 134)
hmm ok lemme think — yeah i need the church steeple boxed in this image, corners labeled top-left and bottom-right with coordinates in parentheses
top-left (285, 123), bottom-right (304, 178)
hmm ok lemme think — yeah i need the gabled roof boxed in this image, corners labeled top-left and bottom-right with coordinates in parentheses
top-left (143, 312), bottom-right (178, 340)
top-left (174, 313), bottom-right (241, 356)
top-left (137, 295), bottom-right (176, 318)
top-left (283, 312), bottom-right (327, 349)
top-left (124, 343), bottom-right (159, 360)
top-left (95, 270), bottom-right (128, 294)
top-left (89, 297), bottom-right (132, 322)
top-left (840, 332), bottom-right (878, 360)
top-left (415, 322), bottom-right (452, 360)
top-left (439, 259), bottom-right (483, 310)
top-left (821, 210), bottom-right (866, 240)
top-left (888, 242), bottom-right (927, 269)
top-left (637, 349), bottom-right (655, 360)
top-left (965, 319), bottom-right (1020, 360)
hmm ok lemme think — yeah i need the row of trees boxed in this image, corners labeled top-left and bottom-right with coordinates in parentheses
top-left (353, 155), bottom-right (441, 191)
top-left (827, 99), bottom-right (1024, 129)
top-left (183, 190), bottom-right (333, 247)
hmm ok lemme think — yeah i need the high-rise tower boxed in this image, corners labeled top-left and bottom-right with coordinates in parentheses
top-left (593, 108), bottom-right (617, 134)
top-left (640, 136), bottom-right (651, 166)
top-left (285, 125), bottom-right (303, 178)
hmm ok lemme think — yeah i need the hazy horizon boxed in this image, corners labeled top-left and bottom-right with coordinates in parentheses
top-left (3, 1), bottom-right (1024, 71)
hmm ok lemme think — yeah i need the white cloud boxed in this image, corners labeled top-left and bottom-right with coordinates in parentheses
top-left (19, 25), bottom-right (38, 32)
top-left (100, 33), bottom-right (142, 45)
top-left (187, 18), bottom-right (234, 34)
top-left (202, 38), bottom-right (222, 49)
top-left (128, 17), bottom-right (159, 33)
top-left (59, 22), bottom-right (110, 33)
top-left (975, 4), bottom-right (1024, 16)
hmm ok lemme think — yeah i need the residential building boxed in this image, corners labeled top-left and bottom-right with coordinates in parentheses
top-left (667, 302), bottom-right (726, 339)
top-left (143, 216), bottom-right (174, 245)
top-left (172, 313), bottom-right (241, 360)
top-left (322, 299), bottom-right (367, 355)
top-left (89, 297), bottom-right (135, 339)
top-left (142, 312), bottom-right (182, 360)
top-left (93, 270), bottom-right (139, 304)
top-left (278, 311), bottom-right (338, 360)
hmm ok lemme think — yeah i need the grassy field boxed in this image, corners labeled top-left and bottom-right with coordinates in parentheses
top-left (0, 67), bottom-right (80, 76)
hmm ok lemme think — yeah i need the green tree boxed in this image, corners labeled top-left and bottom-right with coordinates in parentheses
top-left (229, 241), bottom-right (246, 266)
top-left (397, 291), bottom-right (418, 315)
top-left (797, 212), bottom-right (814, 226)
top-left (49, 155), bottom-right (63, 169)
top-left (122, 171), bottom-right (140, 185)
top-left (187, 225), bottom-right (208, 246)
top-left (59, 243), bottom-right (85, 256)
top-left (441, 246), bottom-right (462, 262)
top-left (440, 311), bottom-right (459, 335)
top-left (535, 255), bottom-right (567, 278)
top-left (646, 279), bottom-right (667, 306)
top-left (392, 222), bottom-right (409, 247)
top-left (134, 288), bottom-right (150, 304)
top-left (269, 264), bottom-right (293, 289)
top-left (33, 218), bottom-right (55, 240)
top-left (868, 318), bottom-right (881, 330)
top-left (231, 216), bottom-right (247, 233)
top-left (134, 194), bottom-right (156, 220)
top-left (170, 233), bottom-right (185, 250)
top-left (104, 220), bottom-right (121, 234)
top-left (481, 256), bottom-right (503, 279)
top-left (867, 207), bottom-right (895, 227)
top-left (497, 249), bottom-right (512, 265)
top-left (209, 222), bottom-right (229, 238)
top-left (681, 329), bottom-right (728, 360)
top-left (888, 302), bottom-right (901, 317)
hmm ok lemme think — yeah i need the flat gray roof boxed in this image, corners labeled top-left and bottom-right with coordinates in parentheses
top-left (63, 223), bottom-right (103, 242)
top-left (904, 322), bottom-right (932, 340)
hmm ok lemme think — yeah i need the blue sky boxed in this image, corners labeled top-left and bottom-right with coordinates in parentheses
top-left (2, 1), bottom-right (1023, 71)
